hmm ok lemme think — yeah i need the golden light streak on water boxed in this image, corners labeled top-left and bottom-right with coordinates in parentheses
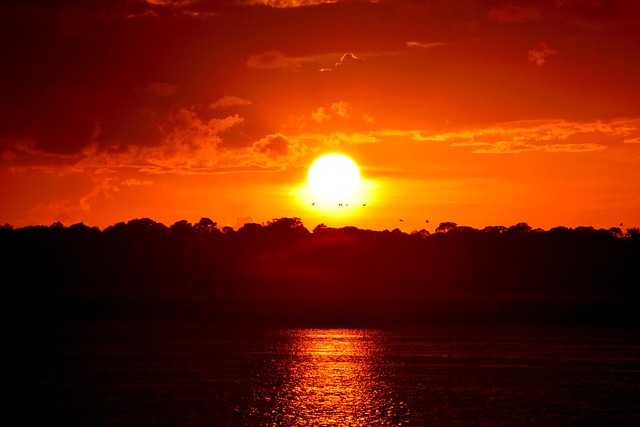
top-left (258, 329), bottom-right (409, 426)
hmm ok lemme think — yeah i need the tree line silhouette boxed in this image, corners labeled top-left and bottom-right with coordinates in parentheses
top-left (2, 218), bottom-right (638, 326)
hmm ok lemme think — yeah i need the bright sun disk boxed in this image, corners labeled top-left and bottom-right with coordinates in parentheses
top-left (307, 153), bottom-right (361, 203)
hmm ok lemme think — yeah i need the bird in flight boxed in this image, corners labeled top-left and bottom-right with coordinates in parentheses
top-left (399, 219), bottom-right (404, 222)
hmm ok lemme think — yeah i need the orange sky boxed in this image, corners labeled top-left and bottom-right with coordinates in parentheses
top-left (1, 0), bottom-right (639, 232)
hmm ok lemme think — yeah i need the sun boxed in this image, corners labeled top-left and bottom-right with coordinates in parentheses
top-left (308, 153), bottom-right (361, 203)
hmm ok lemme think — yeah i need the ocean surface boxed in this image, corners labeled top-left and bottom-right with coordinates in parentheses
top-left (25, 322), bottom-right (640, 426)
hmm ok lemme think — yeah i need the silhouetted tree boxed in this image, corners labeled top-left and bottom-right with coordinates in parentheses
top-left (435, 222), bottom-right (458, 233)
top-left (483, 225), bottom-right (507, 235)
top-left (195, 217), bottom-right (218, 235)
top-left (507, 222), bottom-right (532, 234)
top-left (170, 220), bottom-right (193, 235)
top-left (410, 229), bottom-right (430, 239)
top-left (609, 227), bottom-right (624, 238)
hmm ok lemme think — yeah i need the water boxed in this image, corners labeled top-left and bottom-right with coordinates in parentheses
top-left (26, 322), bottom-right (640, 426)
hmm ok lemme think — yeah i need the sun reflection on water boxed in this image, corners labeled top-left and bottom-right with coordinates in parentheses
top-left (254, 329), bottom-right (408, 426)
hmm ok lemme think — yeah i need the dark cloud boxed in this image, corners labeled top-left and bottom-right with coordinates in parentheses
top-left (32, 112), bottom-right (99, 155)
top-left (246, 50), bottom-right (303, 71)
top-left (252, 133), bottom-right (290, 157)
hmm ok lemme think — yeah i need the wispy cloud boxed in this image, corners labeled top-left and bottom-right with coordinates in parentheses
top-left (121, 178), bottom-right (153, 186)
top-left (406, 41), bottom-right (447, 49)
top-left (310, 100), bottom-right (357, 122)
top-left (323, 133), bottom-right (380, 146)
top-left (527, 42), bottom-right (558, 66)
top-left (411, 118), bottom-right (638, 154)
top-left (25, 174), bottom-right (122, 226)
top-left (209, 96), bottom-right (252, 109)
top-left (331, 100), bottom-right (351, 118)
top-left (319, 52), bottom-right (364, 72)
top-left (299, 132), bottom-right (380, 147)
top-left (453, 141), bottom-right (606, 154)
top-left (311, 107), bottom-right (331, 123)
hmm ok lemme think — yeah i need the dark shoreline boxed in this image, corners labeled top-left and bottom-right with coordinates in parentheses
top-left (3, 217), bottom-right (639, 327)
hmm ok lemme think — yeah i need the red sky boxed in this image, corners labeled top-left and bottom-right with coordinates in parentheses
top-left (1, 0), bottom-right (639, 232)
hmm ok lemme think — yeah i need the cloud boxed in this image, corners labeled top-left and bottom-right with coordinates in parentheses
top-left (139, 109), bottom-right (244, 172)
top-left (463, 141), bottom-right (607, 154)
top-left (78, 175), bottom-right (121, 213)
top-left (246, 50), bottom-right (303, 71)
top-left (249, 133), bottom-right (310, 166)
top-left (27, 198), bottom-right (88, 226)
top-left (295, 132), bottom-right (380, 147)
top-left (406, 41), bottom-right (447, 49)
top-left (1, 136), bottom-right (88, 170)
top-left (246, 51), bottom-right (365, 73)
top-left (323, 133), bottom-right (380, 146)
top-left (335, 52), bottom-right (362, 68)
top-left (527, 42), bottom-right (558, 66)
top-left (310, 101), bottom-right (359, 122)
top-left (36, 100), bottom-right (321, 175)
top-left (319, 52), bottom-right (364, 71)
top-left (488, 6), bottom-right (542, 23)
top-left (251, 133), bottom-right (290, 157)
top-left (122, 178), bottom-right (153, 186)
top-left (25, 174), bottom-right (123, 226)
top-left (311, 107), bottom-right (331, 123)
top-left (362, 114), bottom-right (375, 124)
top-left (209, 96), bottom-right (252, 109)
top-left (69, 107), bottom-right (248, 174)
top-left (331, 100), bottom-right (351, 118)
top-left (411, 118), bottom-right (638, 154)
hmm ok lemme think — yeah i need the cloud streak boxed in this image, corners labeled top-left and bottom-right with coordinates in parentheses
top-left (411, 118), bottom-right (639, 154)
top-left (406, 41), bottom-right (447, 49)
top-left (209, 96), bottom-right (252, 109)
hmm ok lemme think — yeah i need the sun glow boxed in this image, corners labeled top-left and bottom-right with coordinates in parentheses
top-left (307, 153), bottom-right (361, 203)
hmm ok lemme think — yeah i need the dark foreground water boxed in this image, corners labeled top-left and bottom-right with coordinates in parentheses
top-left (24, 322), bottom-right (640, 426)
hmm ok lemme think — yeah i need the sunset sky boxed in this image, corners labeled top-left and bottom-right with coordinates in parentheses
top-left (1, 0), bottom-right (639, 232)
